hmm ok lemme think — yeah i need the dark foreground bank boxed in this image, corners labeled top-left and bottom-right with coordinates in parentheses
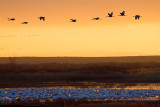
top-left (1, 100), bottom-right (160, 107)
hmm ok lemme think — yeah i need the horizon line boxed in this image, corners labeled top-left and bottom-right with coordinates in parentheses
top-left (0, 55), bottom-right (160, 58)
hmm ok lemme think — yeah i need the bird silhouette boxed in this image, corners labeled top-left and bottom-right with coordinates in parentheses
top-left (39, 16), bottom-right (45, 21)
top-left (21, 22), bottom-right (28, 24)
top-left (107, 12), bottom-right (113, 17)
top-left (70, 19), bottom-right (77, 22)
top-left (4, 12), bottom-right (144, 24)
top-left (8, 18), bottom-right (15, 21)
top-left (92, 17), bottom-right (101, 20)
top-left (120, 11), bottom-right (126, 16)
top-left (133, 15), bottom-right (142, 20)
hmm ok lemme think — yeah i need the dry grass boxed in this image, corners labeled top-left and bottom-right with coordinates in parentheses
top-left (0, 59), bottom-right (160, 88)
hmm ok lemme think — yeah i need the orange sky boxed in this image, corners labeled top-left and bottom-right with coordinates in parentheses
top-left (0, 0), bottom-right (160, 57)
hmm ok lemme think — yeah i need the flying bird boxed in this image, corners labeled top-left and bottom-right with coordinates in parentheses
top-left (107, 12), bottom-right (113, 17)
top-left (21, 22), bottom-right (28, 24)
top-left (133, 15), bottom-right (142, 20)
top-left (70, 19), bottom-right (77, 22)
top-left (120, 11), bottom-right (126, 16)
top-left (39, 16), bottom-right (45, 21)
top-left (92, 17), bottom-right (101, 20)
top-left (8, 18), bottom-right (15, 21)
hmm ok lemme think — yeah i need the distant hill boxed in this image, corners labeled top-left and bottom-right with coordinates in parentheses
top-left (0, 56), bottom-right (160, 64)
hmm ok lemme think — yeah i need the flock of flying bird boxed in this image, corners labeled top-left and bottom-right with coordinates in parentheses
top-left (7, 11), bottom-right (142, 24)
top-left (8, 16), bottom-right (45, 24)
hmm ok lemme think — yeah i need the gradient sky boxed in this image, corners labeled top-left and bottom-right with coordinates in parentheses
top-left (0, 0), bottom-right (160, 57)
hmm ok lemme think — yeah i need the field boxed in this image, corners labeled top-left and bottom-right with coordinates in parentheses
top-left (0, 56), bottom-right (160, 85)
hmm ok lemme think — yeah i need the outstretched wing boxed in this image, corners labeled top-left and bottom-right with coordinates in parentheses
top-left (43, 17), bottom-right (45, 21)
top-left (135, 17), bottom-right (137, 20)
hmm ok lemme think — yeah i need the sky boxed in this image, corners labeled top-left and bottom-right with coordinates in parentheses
top-left (0, 0), bottom-right (160, 57)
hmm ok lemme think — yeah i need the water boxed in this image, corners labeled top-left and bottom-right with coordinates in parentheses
top-left (3, 81), bottom-right (160, 89)
top-left (0, 82), bottom-right (160, 104)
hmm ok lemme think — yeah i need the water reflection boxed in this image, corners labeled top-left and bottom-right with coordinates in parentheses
top-left (0, 87), bottom-right (160, 104)
top-left (0, 82), bottom-right (160, 104)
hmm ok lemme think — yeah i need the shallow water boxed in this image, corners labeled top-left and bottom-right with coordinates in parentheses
top-left (0, 86), bottom-right (160, 103)
top-left (6, 81), bottom-right (159, 89)
top-left (0, 82), bottom-right (160, 104)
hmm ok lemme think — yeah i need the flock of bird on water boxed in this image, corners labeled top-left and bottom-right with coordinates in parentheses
top-left (0, 88), bottom-right (159, 103)
top-left (7, 11), bottom-right (142, 24)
